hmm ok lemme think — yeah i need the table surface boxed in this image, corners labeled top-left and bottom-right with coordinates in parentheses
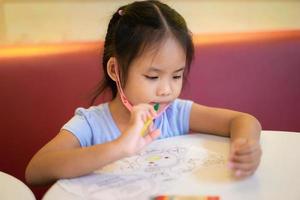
top-left (0, 171), bottom-right (36, 200)
top-left (42, 130), bottom-right (300, 200)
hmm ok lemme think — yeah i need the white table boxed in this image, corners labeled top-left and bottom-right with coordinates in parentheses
top-left (0, 171), bottom-right (36, 200)
top-left (42, 130), bottom-right (300, 200)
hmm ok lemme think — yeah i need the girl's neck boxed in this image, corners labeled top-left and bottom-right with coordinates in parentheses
top-left (108, 95), bottom-right (131, 130)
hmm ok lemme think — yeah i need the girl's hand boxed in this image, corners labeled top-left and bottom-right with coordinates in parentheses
top-left (117, 104), bottom-right (161, 156)
top-left (228, 138), bottom-right (262, 178)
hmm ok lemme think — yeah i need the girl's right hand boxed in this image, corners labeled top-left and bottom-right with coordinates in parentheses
top-left (117, 104), bottom-right (161, 156)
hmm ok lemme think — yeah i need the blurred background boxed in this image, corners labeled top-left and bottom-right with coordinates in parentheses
top-left (1, 0), bottom-right (300, 45)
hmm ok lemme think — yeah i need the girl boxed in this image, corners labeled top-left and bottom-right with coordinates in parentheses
top-left (26, 0), bottom-right (262, 186)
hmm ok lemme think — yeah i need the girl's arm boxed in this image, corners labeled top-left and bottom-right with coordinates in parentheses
top-left (189, 103), bottom-right (262, 178)
top-left (25, 104), bottom-right (160, 186)
top-left (25, 130), bottom-right (127, 185)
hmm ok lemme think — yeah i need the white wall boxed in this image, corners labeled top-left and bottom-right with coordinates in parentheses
top-left (0, 0), bottom-right (5, 43)
top-left (0, 0), bottom-right (300, 45)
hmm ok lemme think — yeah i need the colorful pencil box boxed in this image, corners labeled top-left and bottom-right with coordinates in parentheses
top-left (153, 195), bottom-right (220, 200)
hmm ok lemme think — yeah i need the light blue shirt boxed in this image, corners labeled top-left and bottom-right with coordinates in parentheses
top-left (62, 99), bottom-right (193, 147)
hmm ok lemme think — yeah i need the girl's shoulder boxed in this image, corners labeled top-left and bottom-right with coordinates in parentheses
top-left (73, 102), bottom-right (110, 119)
top-left (168, 98), bottom-right (193, 111)
top-left (161, 98), bottom-right (194, 119)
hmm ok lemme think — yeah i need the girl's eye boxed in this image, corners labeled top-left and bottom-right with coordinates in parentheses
top-left (145, 75), bottom-right (158, 80)
top-left (173, 75), bottom-right (182, 79)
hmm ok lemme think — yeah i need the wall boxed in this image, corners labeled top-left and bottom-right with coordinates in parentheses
top-left (0, 0), bottom-right (5, 43)
top-left (0, 0), bottom-right (300, 45)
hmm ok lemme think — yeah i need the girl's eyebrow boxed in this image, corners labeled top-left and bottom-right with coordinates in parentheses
top-left (147, 67), bottom-right (185, 73)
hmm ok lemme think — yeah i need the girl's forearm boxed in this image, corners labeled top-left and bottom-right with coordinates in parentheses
top-left (229, 114), bottom-right (262, 141)
top-left (25, 139), bottom-right (126, 186)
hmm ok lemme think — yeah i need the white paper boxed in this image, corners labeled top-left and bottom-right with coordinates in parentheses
top-left (58, 142), bottom-right (226, 200)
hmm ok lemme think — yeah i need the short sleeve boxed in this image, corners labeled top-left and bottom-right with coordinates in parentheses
top-left (61, 108), bottom-right (93, 147)
top-left (170, 99), bottom-right (193, 134)
top-left (176, 99), bottom-right (193, 134)
top-left (156, 99), bottom-right (193, 138)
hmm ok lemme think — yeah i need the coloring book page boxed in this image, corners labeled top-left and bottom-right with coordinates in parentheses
top-left (58, 136), bottom-right (228, 200)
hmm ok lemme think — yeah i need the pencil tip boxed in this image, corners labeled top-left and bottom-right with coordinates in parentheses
top-left (154, 103), bottom-right (160, 111)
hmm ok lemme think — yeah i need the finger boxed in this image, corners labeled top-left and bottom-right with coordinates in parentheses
top-left (138, 103), bottom-right (158, 118)
top-left (141, 112), bottom-right (148, 122)
top-left (228, 159), bottom-right (259, 172)
top-left (141, 105), bottom-right (156, 120)
top-left (230, 138), bottom-right (247, 155)
top-left (230, 148), bottom-right (262, 163)
top-left (233, 138), bottom-right (247, 148)
top-left (234, 169), bottom-right (254, 178)
top-left (141, 108), bottom-right (155, 122)
top-left (235, 145), bottom-right (261, 157)
top-left (131, 106), bottom-right (148, 121)
top-left (232, 140), bottom-right (260, 155)
top-left (144, 129), bottom-right (160, 144)
top-left (149, 122), bottom-right (156, 132)
top-left (149, 106), bottom-right (158, 118)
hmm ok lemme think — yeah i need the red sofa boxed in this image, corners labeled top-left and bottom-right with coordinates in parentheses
top-left (1, 31), bottom-right (299, 199)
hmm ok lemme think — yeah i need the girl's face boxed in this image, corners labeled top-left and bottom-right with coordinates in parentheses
top-left (123, 36), bottom-right (186, 109)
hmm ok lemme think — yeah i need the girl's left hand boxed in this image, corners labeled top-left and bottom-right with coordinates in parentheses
top-left (228, 138), bottom-right (262, 178)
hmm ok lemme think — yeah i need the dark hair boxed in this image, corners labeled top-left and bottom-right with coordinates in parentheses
top-left (90, 0), bottom-right (194, 105)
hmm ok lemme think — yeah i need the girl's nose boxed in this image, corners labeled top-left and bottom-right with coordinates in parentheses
top-left (157, 82), bottom-right (172, 96)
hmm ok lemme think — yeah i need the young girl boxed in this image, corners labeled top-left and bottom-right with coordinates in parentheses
top-left (26, 0), bottom-right (262, 185)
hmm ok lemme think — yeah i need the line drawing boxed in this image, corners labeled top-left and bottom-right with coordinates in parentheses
top-left (58, 143), bottom-right (226, 200)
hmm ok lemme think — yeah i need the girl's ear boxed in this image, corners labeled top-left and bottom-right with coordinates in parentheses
top-left (107, 57), bottom-right (118, 82)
